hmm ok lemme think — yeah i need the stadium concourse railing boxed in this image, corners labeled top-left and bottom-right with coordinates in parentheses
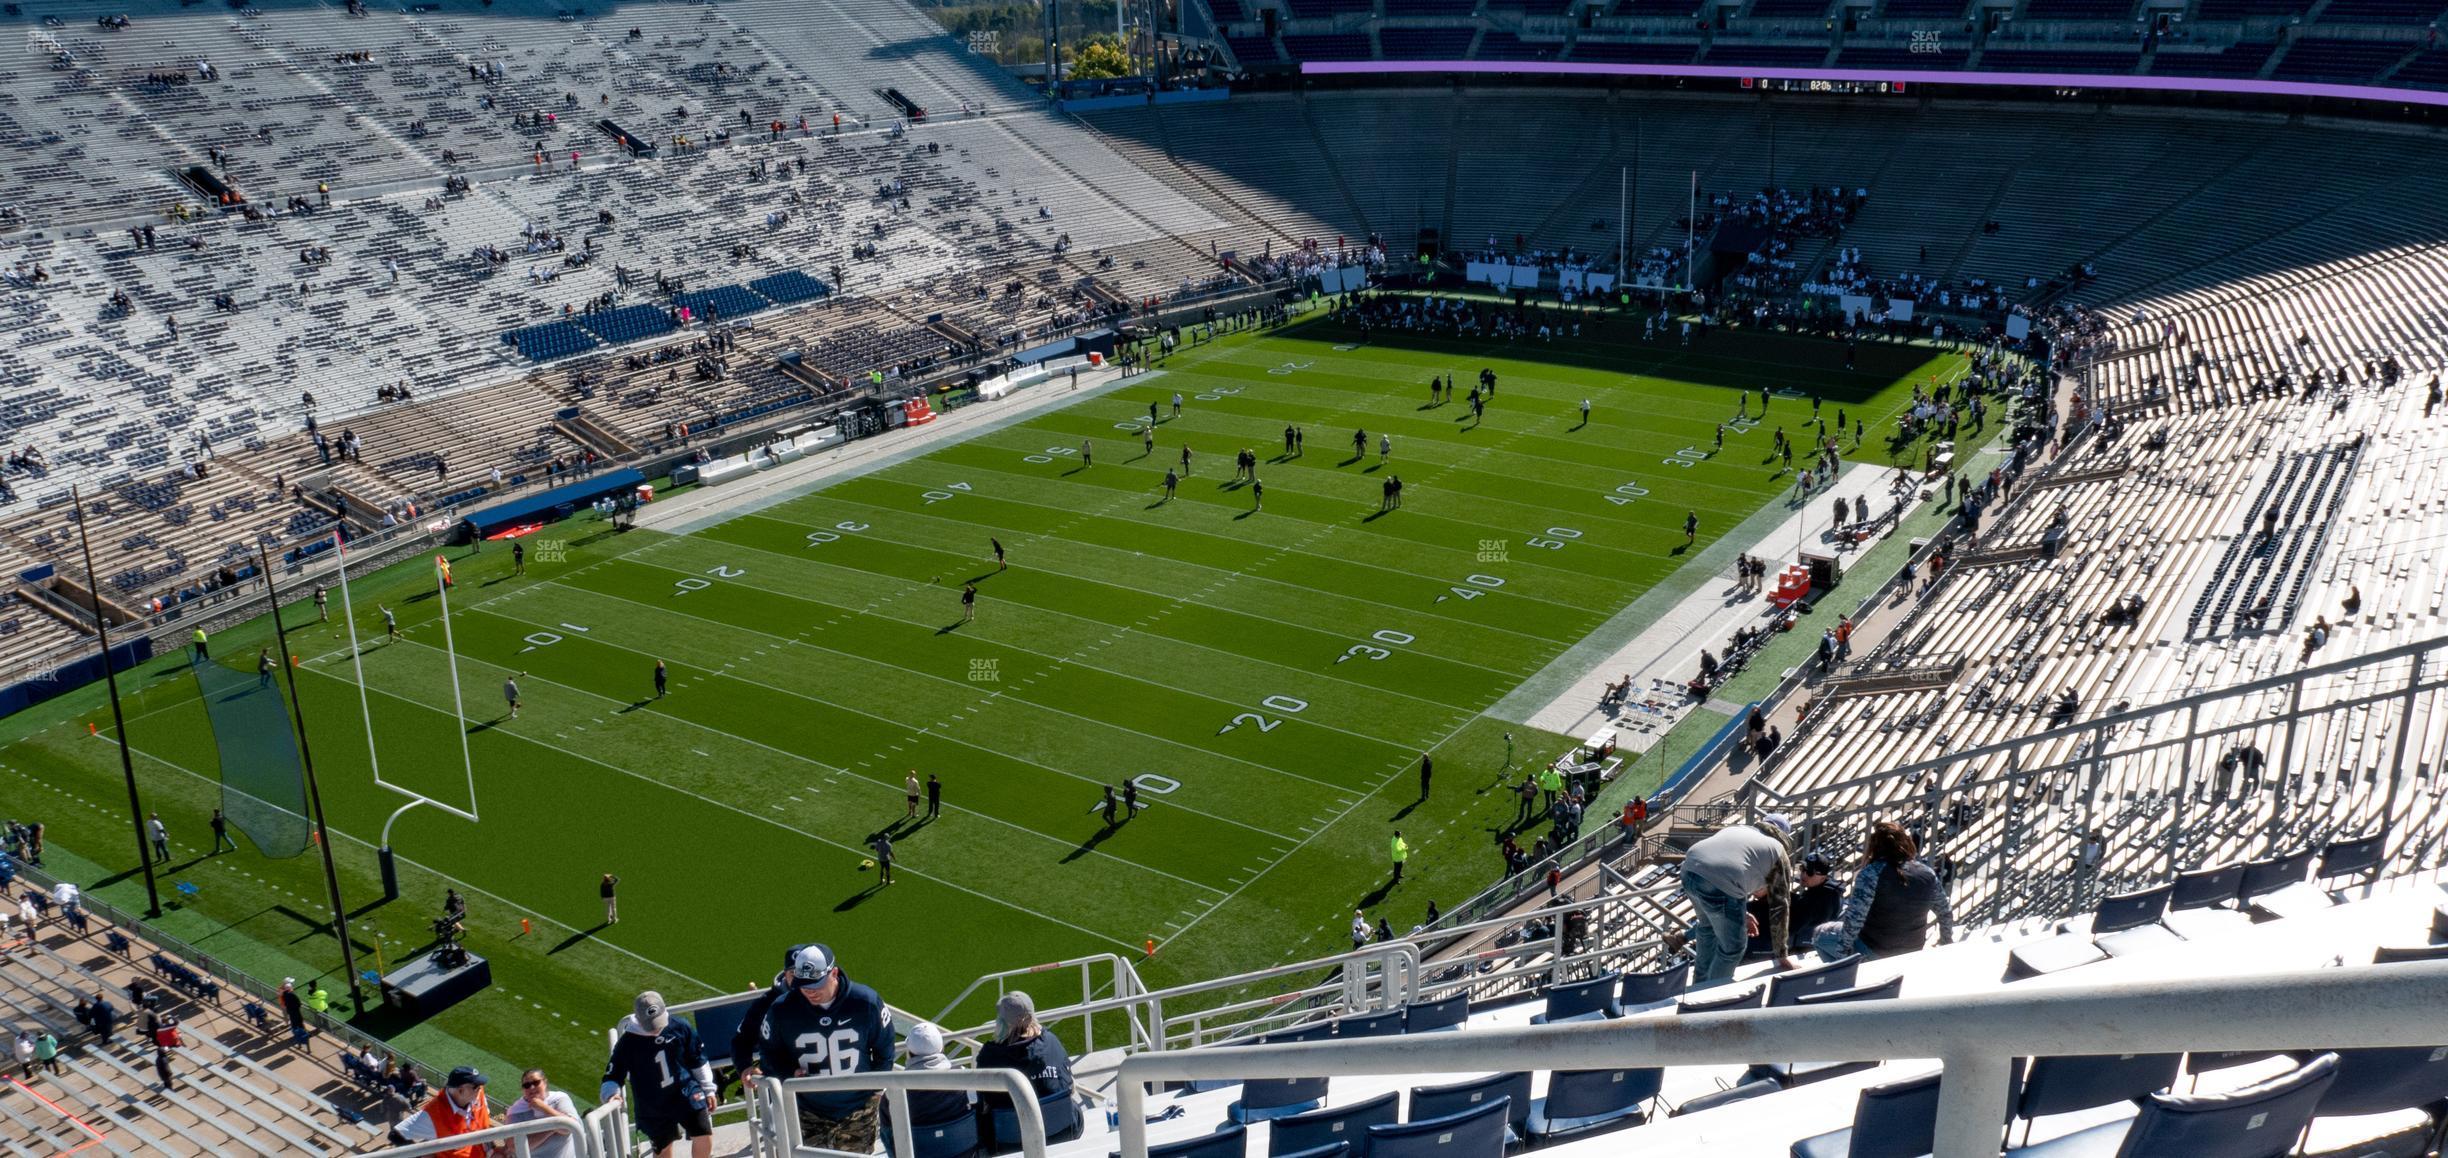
top-left (1741, 631), bottom-right (2448, 928)
top-left (364, 1101), bottom-right (630, 1158)
top-left (1109, 960), bottom-right (2448, 1158)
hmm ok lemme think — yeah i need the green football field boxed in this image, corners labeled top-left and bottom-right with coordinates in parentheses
top-left (0, 308), bottom-right (1965, 1088)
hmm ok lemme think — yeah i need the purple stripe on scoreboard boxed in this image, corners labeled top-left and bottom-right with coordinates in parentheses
top-left (1294, 59), bottom-right (2448, 109)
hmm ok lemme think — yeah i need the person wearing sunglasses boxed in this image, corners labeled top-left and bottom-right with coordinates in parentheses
top-left (503, 1068), bottom-right (579, 1158)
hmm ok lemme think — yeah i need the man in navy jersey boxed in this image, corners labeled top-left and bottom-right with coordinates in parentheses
top-left (602, 991), bottom-right (715, 1158)
top-left (740, 944), bottom-right (893, 1152)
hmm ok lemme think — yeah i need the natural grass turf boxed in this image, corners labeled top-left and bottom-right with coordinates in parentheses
top-left (0, 309), bottom-right (1964, 1088)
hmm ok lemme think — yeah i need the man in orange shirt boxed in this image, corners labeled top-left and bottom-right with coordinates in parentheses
top-left (390, 1066), bottom-right (492, 1156)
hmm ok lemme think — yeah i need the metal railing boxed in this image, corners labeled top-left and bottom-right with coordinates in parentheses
top-left (365, 1100), bottom-right (627, 1158)
top-left (926, 953), bottom-right (1148, 1058)
top-left (1111, 960), bottom-right (2448, 1158)
top-left (756, 1069), bottom-right (1048, 1158)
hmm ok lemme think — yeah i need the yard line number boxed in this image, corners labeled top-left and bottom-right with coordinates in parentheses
top-left (1218, 695), bottom-right (1308, 736)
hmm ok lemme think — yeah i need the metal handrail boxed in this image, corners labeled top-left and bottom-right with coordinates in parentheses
top-left (1112, 960), bottom-right (2448, 1158)
top-left (760, 1069), bottom-right (1047, 1158)
top-left (362, 1099), bottom-right (627, 1158)
top-left (925, 952), bottom-right (1144, 1055)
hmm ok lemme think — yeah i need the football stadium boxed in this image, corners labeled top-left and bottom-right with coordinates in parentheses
top-left (0, 0), bottom-right (2446, 1152)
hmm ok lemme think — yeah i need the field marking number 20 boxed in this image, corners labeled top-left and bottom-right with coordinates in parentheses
top-left (1220, 695), bottom-right (1308, 735)
top-left (674, 564), bottom-right (745, 595)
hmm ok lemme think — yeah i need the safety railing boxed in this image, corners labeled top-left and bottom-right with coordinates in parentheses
top-left (757, 1068), bottom-right (1048, 1158)
top-left (1110, 960), bottom-right (2448, 1158)
top-left (926, 953), bottom-right (1149, 1059)
top-left (364, 1099), bottom-right (628, 1158)
top-left (932, 945), bottom-right (1422, 1058)
top-left (1738, 632), bottom-right (2448, 929)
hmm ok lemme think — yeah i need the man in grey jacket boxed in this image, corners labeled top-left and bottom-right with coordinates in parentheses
top-left (1668, 814), bottom-right (1796, 985)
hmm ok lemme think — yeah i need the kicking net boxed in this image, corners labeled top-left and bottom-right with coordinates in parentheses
top-left (189, 654), bottom-right (311, 858)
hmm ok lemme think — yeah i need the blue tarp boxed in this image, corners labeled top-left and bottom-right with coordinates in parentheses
top-left (460, 468), bottom-right (647, 538)
top-left (577, 304), bottom-right (676, 345)
top-left (502, 320), bottom-right (600, 363)
top-left (749, 270), bottom-right (831, 304)
top-left (676, 285), bottom-right (769, 323)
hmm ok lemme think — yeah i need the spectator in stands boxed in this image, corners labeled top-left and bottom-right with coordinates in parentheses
top-left (743, 945), bottom-right (892, 1153)
top-left (279, 978), bottom-right (306, 1046)
top-left (390, 1065), bottom-right (493, 1155)
top-left (32, 1031), bottom-right (58, 1077)
top-left (1787, 857), bottom-right (1843, 952)
top-left (12, 1031), bottom-right (31, 1079)
top-left (505, 1069), bottom-right (582, 1158)
top-left (894, 1021), bottom-right (971, 1128)
top-left (1814, 821), bottom-right (1955, 962)
top-left (1665, 815), bottom-right (1796, 984)
top-left (89, 992), bottom-right (118, 1044)
top-left (978, 991), bottom-right (1072, 1146)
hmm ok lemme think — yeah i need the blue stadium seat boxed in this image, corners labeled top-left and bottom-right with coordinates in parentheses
top-left (1274, 1145), bottom-right (1349, 1158)
top-left (1231, 1076), bottom-right (1330, 1124)
top-left (2373, 943), bottom-right (2448, 965)
top-left (1767, 955), bottom-right (1862, 1007)
top-left (1268, 1090), bottom-right (1399, 1156)
top-left (674, 286), bottom-right (768, 323)
top-left (1403, 992), bottom-right (1469, 1033)
top-left (576, 304), bottom-right (677, 345)
top-left (749, 270), bottom-right (832, 304)
top-left (2005, 1053), bottom-right (2338, 1158)
top-left (2169, 864), bottom-right (2246, 911)
top-left (2012, 1051), bottom-right (2184, 1140)
top-left (2318, 832), bottom-right (2389, 883)
top-left (988, 1089), bottom-right (1080, 1151)
top-left (1617, 964), bottom-right (1688, 1009)
top-left (1530, 973), bottom-right (1620, 1024)
top-left (1334, 1009), bottom-right (1405, 1039)
top-left (1369, 1097), bottom-right (1509, 1158)
top-left (1679, 984), bottom-right (1766, 1015)
top-left (887, 1109), bottom-right (979, 1158)
top-left (2239, 849), bottom-right (2316, 900)
top-left (1671, 1079), bottom-right (1781, 1116)
top-left (1745, 977), bottom-right (1905, 1088)
top-left (1407, 1072), bottom-right (1531, 1147)
top-left (2303, 1043), bottom-right (2448, 1119)
top-left (2010, 887), bottom-right (2178, 979)
top-left (1525, 1069), bottom-right (1657, 1144)
top-left (2186, 1049), bottom-right (2283, 1075)
top-left (2242, 849), bottom-right (2325, 919)
top-left (1791, 1070), bottom-right (1941, 1158)
top-left (2092, 885), bottom-right (2185, 958)
top-left (1791, 1060), bottom-right (2025, 1158)
top-left (2092, 884), bottom-right (2173, 934)
top-left (503, 321), bottom-right (601, 363)
top-left (1145, 1124), bottom-right (1247, 1158)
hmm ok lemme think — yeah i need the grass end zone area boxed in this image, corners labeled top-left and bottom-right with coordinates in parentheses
top-left (0, 301), bottom-right (1966, 1088)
